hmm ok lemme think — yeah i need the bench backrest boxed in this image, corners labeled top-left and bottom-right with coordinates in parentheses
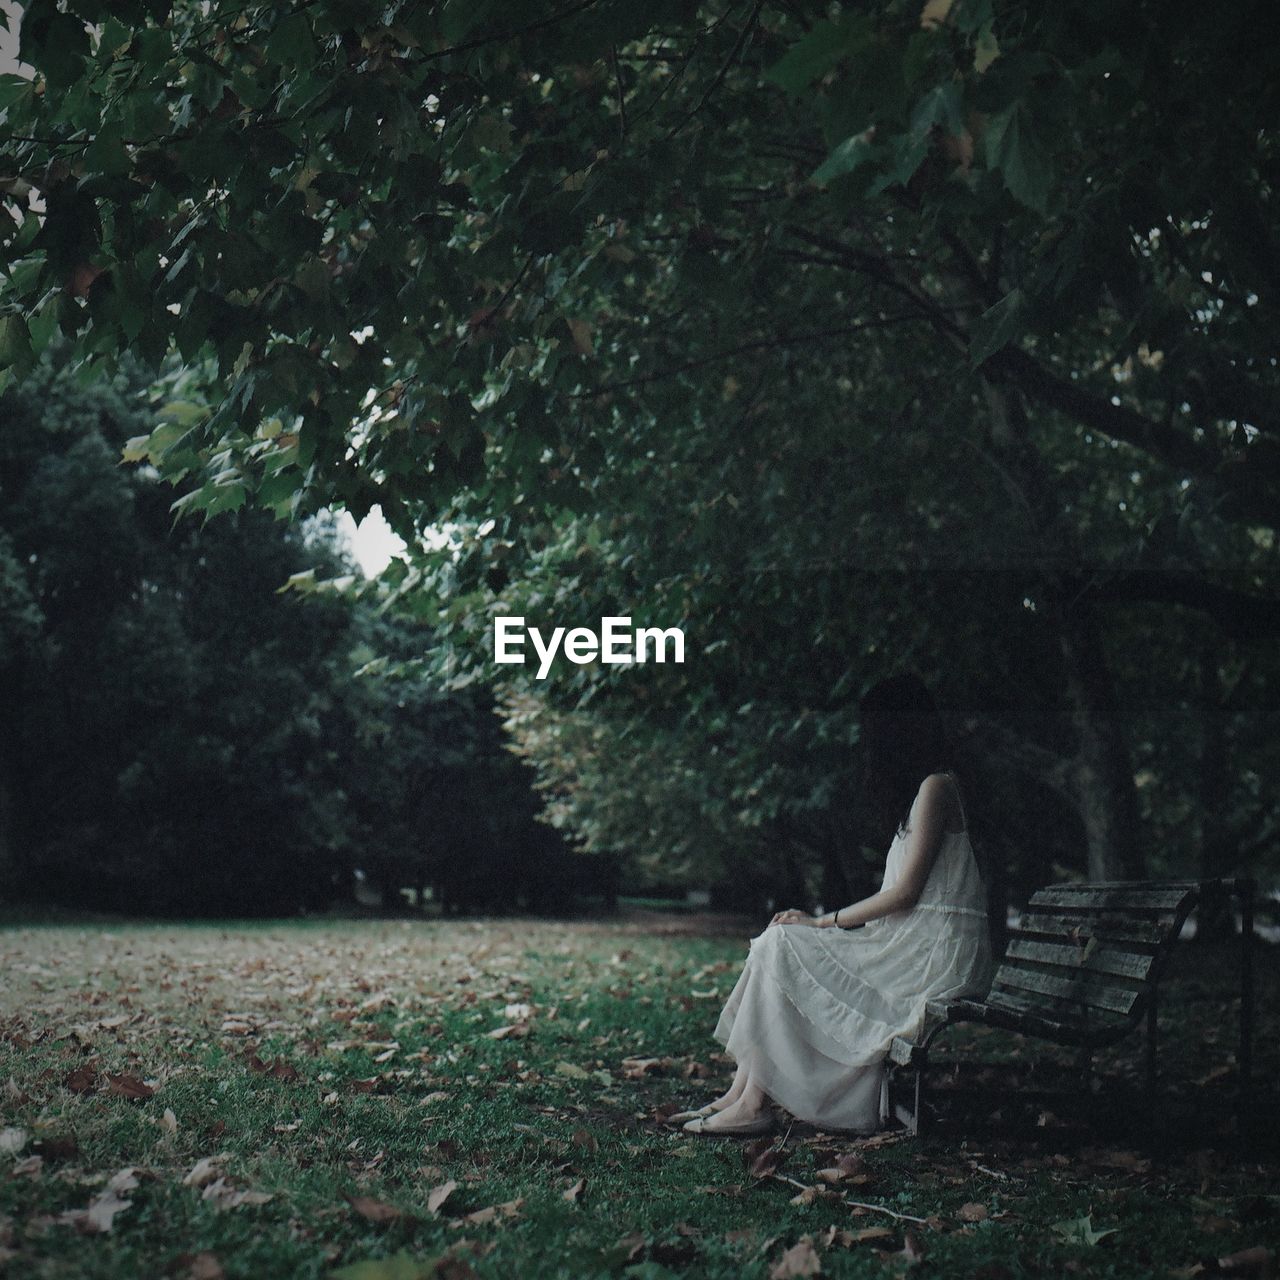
top-left (987, 880), bottom-right (1203, 1039)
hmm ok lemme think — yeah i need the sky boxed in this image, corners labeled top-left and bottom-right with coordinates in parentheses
top-left (333, 506), bottom-right (409, 578)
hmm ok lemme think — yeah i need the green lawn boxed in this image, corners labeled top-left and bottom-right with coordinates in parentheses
top-left (1, 914), bottom-right (1275, 1279)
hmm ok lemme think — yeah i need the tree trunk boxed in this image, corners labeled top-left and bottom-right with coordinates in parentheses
top-left (1196, 642), bottom-right (1236, 941)
top-left (1059, 605), bottom-right (1143, 880)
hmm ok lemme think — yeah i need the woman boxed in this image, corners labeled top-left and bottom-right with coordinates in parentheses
top-left (674, 673), bottom-right (995, 1136)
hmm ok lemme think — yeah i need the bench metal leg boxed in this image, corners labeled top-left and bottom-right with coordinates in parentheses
top-left (914, 1060), bottom-right (926, 1137)
top-left (1145, 985), bottom-right (1158, 1125)
top-left (889, 1056), bottom-right (927, 1136)
top-left (1240, 881), bottom-right (1254, 1131)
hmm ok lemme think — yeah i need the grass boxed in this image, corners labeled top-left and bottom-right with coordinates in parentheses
top-left (0, 912), bottom-right (1276, 1279)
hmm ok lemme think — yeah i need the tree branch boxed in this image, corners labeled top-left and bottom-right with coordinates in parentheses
top-left (565, 313), bottom-right (932, 397)
top-left (1072, 570), bottom-right (1280, 641)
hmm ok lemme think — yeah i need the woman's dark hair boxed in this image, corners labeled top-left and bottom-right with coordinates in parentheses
top-left (859, 672), bottom-right (955, 839)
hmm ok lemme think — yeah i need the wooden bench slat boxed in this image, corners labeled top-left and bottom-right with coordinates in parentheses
top-left (1028, 885), bottom-right (1196, 912)
top-left (1003, 937), bottom-right (1156, 980)
top-left (992, 964), bottom-right (1141, 1016)
top-left (1016, 912), bottom-right (1169, 947)
top-left (982, 989), bottom-right (1131, 1041)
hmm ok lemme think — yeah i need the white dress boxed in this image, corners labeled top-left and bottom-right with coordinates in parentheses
top-left (712, 778), bottom-right (995, 1132)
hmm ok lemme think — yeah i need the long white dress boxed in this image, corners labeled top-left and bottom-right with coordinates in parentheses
top-left (712, 777), bottom-right (996, 1132)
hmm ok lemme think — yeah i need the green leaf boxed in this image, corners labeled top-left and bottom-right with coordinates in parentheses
top-left (968, 287), bottom-right (1027, 368)
top-left (910, 82), bottom-right (965, 141)
top-left (0, 314), bottom-right (35, 379)
top-left (20, 5), bottom-right (90, 89)
top-left (764, 17), bottom-right (868, 96)
top-left (973, 23), bottom-right (1000, 73)
top-left (0, 73), bottom-right (34, 111)
top-left (329, 1253), bottom-right (441, 1280)
top-left (1051, 1214), bottom-right (1117, 1247)
top-left (811, 134), bottom-right (877, 186)
top-left (266, 13), bottom-right (316, 71)
top-left (984, 104), bottom-right (1052, 213)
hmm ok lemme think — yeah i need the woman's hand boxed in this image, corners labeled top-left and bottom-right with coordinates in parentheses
top-left (769, 908), bottom-right (817, 927)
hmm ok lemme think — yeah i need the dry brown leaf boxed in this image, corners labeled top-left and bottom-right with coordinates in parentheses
top-left (877, 1231), bottom-right (927, 1269)
top-left (428, 1180), bottom-right (458, 1216)
top-left (344, 1193), bottom-right (405, 1224)
top-left (63, 1064), bottom-right (99, 1094)
top-left (454, 1197), bottom-right (524, 1228)
top-left (34, 1135), bottom-right (78, 1161)
top-left (614, 1232), bottom-right (647, 1262)
top-left (571, 1127), bottom-right (599, 1154)
top-left (790, 1185), bottom-right (840, 1207)
top-left (851, 1227), bottom-right (895, 1244)
top-left (562, 1177), bottom-right (587, 1203)
top-left (770, 1237), bottom-right (822, 1278)
top-left (106, 1072), bottom-right (155, 1100)
top-left (958, 1202), bottom-right (989, 1222)
top-left (1217, 1246), bottom-right (1275, 1276)
top-left (177, 1252), bottom-right (226, 1280)
top-left (183, 1156), bottom-right (227, 1188)
top-left (200, 1178), bottom-right (274, 1212)
top-left (748, 1145), bottom-right (785, 1179)
top-left (436, 1259), bottom-right (479, 1280)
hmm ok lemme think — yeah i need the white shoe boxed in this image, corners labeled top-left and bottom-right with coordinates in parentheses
top-left (683, 1111), bottom-right (776, 1137)
top-left (665, 1103), bottom-right (720, 1125)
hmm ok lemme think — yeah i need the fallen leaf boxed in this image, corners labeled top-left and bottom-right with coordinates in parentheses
top-left (175, 1252), bottom-right (225, 1280)
top-left (427, 1180), bottom-right (458, 1216)
top-left (748, 1144), bottom-right (785, 1179)
top-left (562, 1177), bottom-right (587, 1203)
top-left (0, 1127), bottom-right (27, 1155)
top-left (613, 1232), bottom-right (647, 1263)
top-left (183, 1156), bottom-right (227, 1188)
top-left (790, 1185), bottom-right (840, 1206)
top-left (570, 1127), bottom-right (599, 1153)
top-left (160, 1108), bottom-right (179, 1135)
top-left (106, 1072), bottom-right (155, 1100)
top-left (64, 1064), bottom-right (98, 1094)
top-left (555, 1061), bottom-right (590, 1080)
top-left (106, 1168), bottom-right (140, 1194)
top-left (435, 1258), bottom-right (479, 1280)
top-left (958, 1202), bottom-right (989, 1222)
top-left (200, 1178), bottom-right (274, 1212)
top-left (1216, 1246), bottom-right (1275, 1276)
top-left (34, 1135), bottom-right (78, 1160)
top-left (877, 1231), bottom-right (927, 1269)
top-left (453, 1198), bottom-right (523, 1227)
top-left (851, 1227), bottom-right (895, 1244)
top-left (345, 1193), bottom-right (406, 1224)
top-left (770, 1237), bottom-right (822, 1278)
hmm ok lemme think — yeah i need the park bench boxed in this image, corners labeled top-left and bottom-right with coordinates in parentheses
top-left (886, 877), bottom-right (1256, 1137)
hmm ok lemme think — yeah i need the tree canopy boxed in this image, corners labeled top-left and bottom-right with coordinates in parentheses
top-left (2, 0), bottom-right (1277, 902)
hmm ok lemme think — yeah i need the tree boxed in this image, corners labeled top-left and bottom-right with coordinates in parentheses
top-left (2, 0), bottom-right (1276, 890)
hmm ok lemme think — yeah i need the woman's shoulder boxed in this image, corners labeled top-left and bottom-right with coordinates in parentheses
top-left (911, 772), bottom-right (965, 832)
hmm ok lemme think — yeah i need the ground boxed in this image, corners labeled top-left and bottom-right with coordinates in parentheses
top-left (0, 912), bottom-right (1276, 1279)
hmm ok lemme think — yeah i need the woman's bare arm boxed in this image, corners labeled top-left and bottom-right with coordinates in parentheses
top-left (769, 773), bottom-right (957, 929)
